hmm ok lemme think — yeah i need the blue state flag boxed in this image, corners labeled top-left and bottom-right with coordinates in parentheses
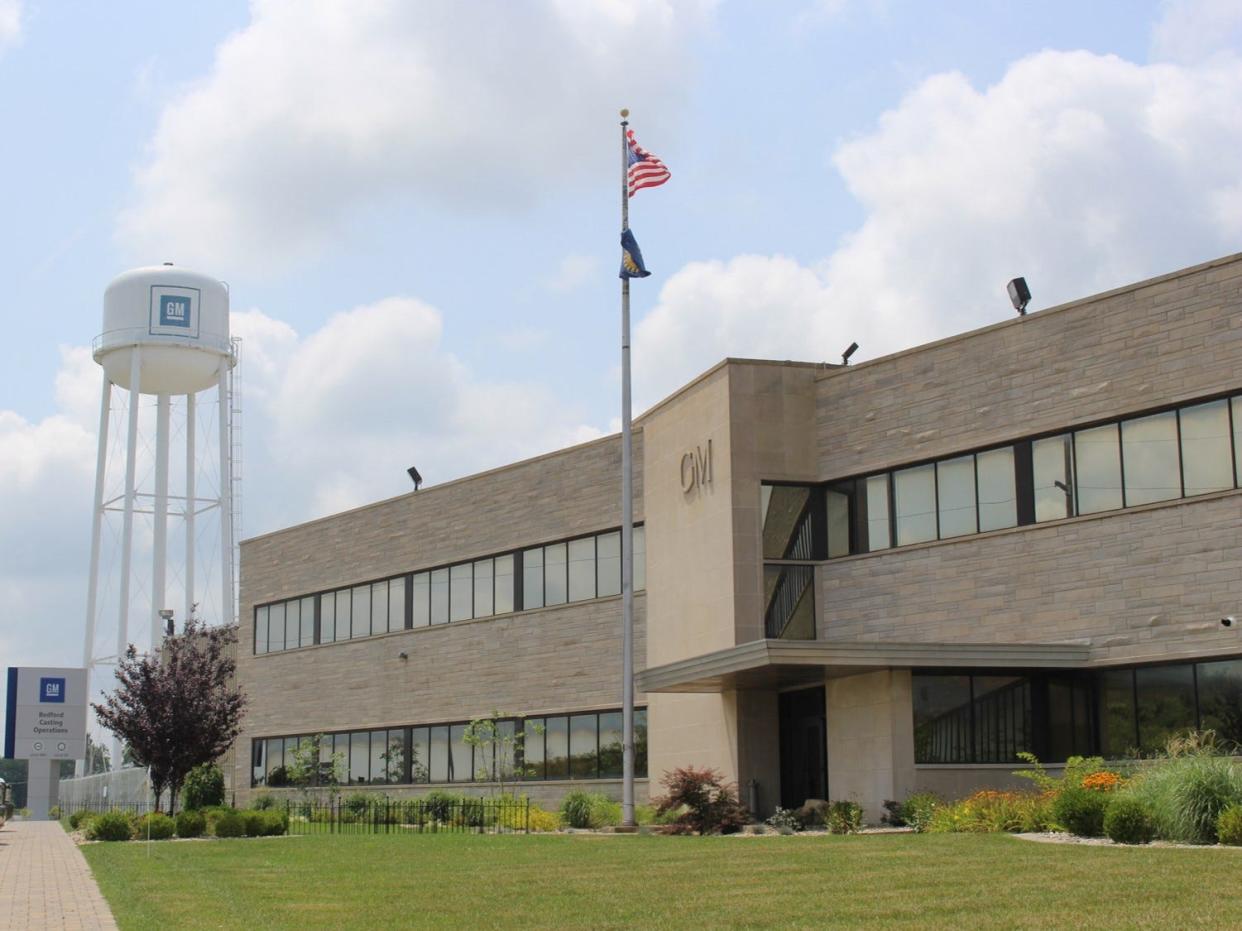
top-left (619, 228), bottom-right (651, 279)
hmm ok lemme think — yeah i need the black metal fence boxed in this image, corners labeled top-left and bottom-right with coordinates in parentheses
top-left (59, 799), bottom-right (156, 819)
top-left (286, 796), bottom-right (530, 835)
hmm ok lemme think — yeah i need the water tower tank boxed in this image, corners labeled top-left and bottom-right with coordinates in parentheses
top-left (96, 265), bottom-right (231, 394)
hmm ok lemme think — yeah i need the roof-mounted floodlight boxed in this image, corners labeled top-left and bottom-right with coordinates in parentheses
top-left (407, 466), bottom-right (422, 491)
top-left (1008, 277), bottom-right (1031, 316)
top-left (842, 342), bottom-right (859, 365)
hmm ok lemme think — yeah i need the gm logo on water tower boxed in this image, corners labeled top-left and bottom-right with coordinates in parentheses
top-left (39, 677), bottom-right (66, 703)
top-left (149, 285), bottom-right (201, 338)
top-left (160, 294), bottom-right (191, 327)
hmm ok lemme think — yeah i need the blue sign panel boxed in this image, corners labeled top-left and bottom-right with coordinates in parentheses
top-left (159, 295), bottom-right (192, 328)
top-left (39, 677), bottom-right (66, 703)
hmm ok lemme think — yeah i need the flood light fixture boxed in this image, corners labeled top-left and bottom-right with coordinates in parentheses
top-left (842, 342), bottom-right (859, 365)
top-left (407, 466), bottom-right (422, 491)
top-left (1008, 277), bottom-right (1032, 315)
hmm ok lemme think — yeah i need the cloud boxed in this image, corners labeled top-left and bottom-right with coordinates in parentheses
top-left (545, 254), bottom-right (602, 293)
top-left (237, 296), bottom-right (601, 522)
top-left (634, 48), bottom-right (1242, 405)
top-left (117, 0), bottom-right (712, 273)
top-left (0, 0), bottom-right (21, 50)
top-left (1152, 0), bottom-right (1242, 63)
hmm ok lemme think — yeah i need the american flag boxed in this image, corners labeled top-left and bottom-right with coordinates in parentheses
top-left (627, 129), bottom-right (670, 197)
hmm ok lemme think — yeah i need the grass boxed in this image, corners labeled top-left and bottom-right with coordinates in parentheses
top-left (82, 831), bottom-right (1242, 930)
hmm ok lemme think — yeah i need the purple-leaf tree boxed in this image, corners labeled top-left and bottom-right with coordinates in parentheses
top-left (92, 620), bottom-right (246, 815)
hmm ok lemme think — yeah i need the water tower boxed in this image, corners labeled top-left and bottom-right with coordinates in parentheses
top-left (82, 264), bottom-right (239, 771)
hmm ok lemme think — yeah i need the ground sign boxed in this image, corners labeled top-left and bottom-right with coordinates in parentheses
top-left (4, 666), bottom-right (88, 760)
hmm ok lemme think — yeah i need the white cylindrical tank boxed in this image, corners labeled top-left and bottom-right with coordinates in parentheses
top-left (96, 264), bottom-right (232, 394)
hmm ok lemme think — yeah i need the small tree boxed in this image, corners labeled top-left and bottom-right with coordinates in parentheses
top-left (92, 619), bottom-right (246, 815)
top-left (285, 734), bottom-right (345, 801)
top-left (463, 711), bottom-right (538, 796)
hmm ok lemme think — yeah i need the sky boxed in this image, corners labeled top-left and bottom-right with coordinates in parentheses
top-left (3, 0), bottom-right (1242, 732)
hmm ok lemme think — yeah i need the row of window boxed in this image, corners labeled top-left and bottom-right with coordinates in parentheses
top-left (251, 708), bottom-right (649, 787)
top-left (913, 656), bottom-right (1242, 764)
top-left (254, 526), bottom-right (645, 655)
top-left (763, 392), bottom-right (1242, 560)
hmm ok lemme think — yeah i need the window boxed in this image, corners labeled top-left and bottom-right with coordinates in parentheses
top-left (368, 729), bottom-right (387, 785)
top-left (430, 568), bottom-right (449, 624)
top-left (544, 543), bottom-right (568, 606)
top-left (598, 712), bottom-right (623, 779)
top-left (428, 726), bottom-right (449, 783)
top-left (348, 731), bottom-right (369, 784)
top-left (412, 573), bottom-right (430, 627)
top-left (300, 596), bottom-right (315, 645)
top-left (913, 675), bottom-right (972, 763)
top-left (387, 582), bottom-right (404, 633)
top-left (353, 585), bottom-right (372, 638)
top-left (522, 548), bottom-right (544, 609)
top-left (825, 487), bottom-right (852, 557)
top-left (1180, 400), bottom-right (1233, 496)
top-left (1196, 659), bottom-right (1242, 745)
top-left (544, 716), bottom-right (569, 779)
top-left (411, 727), bottom-right (430, 782)
top-left (633, 526), bottom-right (646, 591)
top-left (762, 484), bottom-right (813, 559)
top-left (1033, 434), bottom-right (1073, 522)
top-left (865, 474), bottom-right (891, 551)
top-left (597, 532), bottom-right (621, 598)
top-left (449, 564), bottom-right (472, 622)
top-left (449, 724), bottom-right (471, 782)
top-left (1073, 423), bottom-right (1122, 514)
top-left (523, 720), bottom-right (545, 780)
top-left (255, 606), bottom-right (269, 655)
top-left (321, 593), bottom-right (336, 642)
top-left (1234, 398), bottom-right (1242, 487)
top-left (936, 455), bottom-right (976, 539)
top-left (495, 555), bottom-right (515, 614)
top-left (568, 537), bottom-right (595, 602)
top-left (370, 580), bottom-right (389, 634)
top-left (570, 714), bottom-right (598, 779)
top-left (1099, 669), bottom-right (1137, 758)
top-left (976, 446), bottom-right (1017, 531)
top-left (1135, 664), bottom-right (1196, 752)
top-left (335, 589), bottom-right (352, 642)
top-left (473, 559), bottom-right (494, 618)
top-left (1121, 411), bottom-right (1179, 506)
top-left (894, 464), bottom-right (937, 546)
top-left (268, 602), bottom-right (285, 652)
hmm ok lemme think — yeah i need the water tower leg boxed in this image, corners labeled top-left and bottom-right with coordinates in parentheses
top-left (152, 393), bottom-right (171, 649)
top-left (185, 392), bottom-right (195, 625)
top-left (114, 348), bottom-right (141, 772)
top-left (218, 364), bottom-right (233, 625)
top-left (79, 372), bottom-right (112, 777)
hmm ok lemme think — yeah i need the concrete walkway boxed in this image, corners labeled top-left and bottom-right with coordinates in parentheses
top-left (0, 820), bottom-right (118, 930)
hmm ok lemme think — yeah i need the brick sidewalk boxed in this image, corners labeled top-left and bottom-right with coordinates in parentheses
top-left (0, 820), bottom-right (118, 930)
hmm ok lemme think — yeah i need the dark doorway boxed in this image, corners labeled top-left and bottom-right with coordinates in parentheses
top-left (779, 686), bottom-right (827, 809)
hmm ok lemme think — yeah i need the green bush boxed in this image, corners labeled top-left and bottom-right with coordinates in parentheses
top-left (213, 809), bottom-right (246, 838)
top-left (135, 813), bottom-right (176, 840)
top-left (249, 792), bottom-right (279, 810)
top-left (827, 801), bottom-right (864, 834)
top-left (87, 810), bottom-right (135, 842)
top-left (175, 809), bottom-right (206, 838)
top-left (1216, 804), bottom-right (1242, 846)
top-left (1054, 786), bottom-right (1109, 837)
top-left (343, 792), bottom-right (373, 818)
top-left (259, 809), bottom-right (289, 836)
top-left (898, 793), bottom-right (941, 832)
top-left (559, 791), bottom-right (620, 829)
top-left (68, 810), bottom-right (95, 831)
top-left (1124, 744), bottom-right (1242, 844)
top-left (182, 763), bottom-right (226, 810)
top-left (243, 810), bottom-right (267, 836)
top-left (48, 805), bottom-right (61, 819)
top-left (1104, 796), bottom-right (1155, 845)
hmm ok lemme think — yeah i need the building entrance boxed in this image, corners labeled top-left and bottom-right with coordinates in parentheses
top-left (778, 686), bottom-right (827, 809)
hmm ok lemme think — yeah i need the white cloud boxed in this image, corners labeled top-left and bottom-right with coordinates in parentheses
top-left (117, 0), bottom-right (712, 273)
top-left (0, 0), bottom-right (21, 50)
top-left (635, 49), bottom-right (1242, 405)
top-left (1152, 0), bottom-right (1242, 64)
top-left (545, 254), bottom-right (602, 293)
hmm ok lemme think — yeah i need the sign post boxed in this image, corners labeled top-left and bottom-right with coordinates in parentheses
top-left (4, 666), bottom-right (89, 819)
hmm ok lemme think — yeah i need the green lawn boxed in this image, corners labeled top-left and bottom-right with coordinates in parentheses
top-left (82, 832), bottom-right (1242, 930)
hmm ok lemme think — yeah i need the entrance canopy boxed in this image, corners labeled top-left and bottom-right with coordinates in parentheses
top-left (636, 639), bottom-right (1092, 693)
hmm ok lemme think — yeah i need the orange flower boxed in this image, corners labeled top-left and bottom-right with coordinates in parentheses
top-left (1081, 771), bottom-right (1122, 791)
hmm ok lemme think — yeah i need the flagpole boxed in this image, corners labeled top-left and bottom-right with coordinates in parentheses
top-left (619, 107), bottom-right (636, 830)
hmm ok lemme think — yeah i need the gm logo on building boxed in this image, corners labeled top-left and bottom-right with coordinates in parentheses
top-left (160, 295), bottom-right (191, 328)
top-left (38, 677), bottom-right (66, 703)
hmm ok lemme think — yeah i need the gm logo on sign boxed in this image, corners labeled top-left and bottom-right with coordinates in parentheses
top-left (39, 677), bottom-right (66, 703)
top-left (160, 295), bottom-right (192, 328)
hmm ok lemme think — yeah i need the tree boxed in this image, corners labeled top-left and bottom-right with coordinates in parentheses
top-left (84, 734), bottom-right (111, 774)
top-left (92, 619), bottom-right (246, 815)
top-left (463, 711), bottom-right (539, 797)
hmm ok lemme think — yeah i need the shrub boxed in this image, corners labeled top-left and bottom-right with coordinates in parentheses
top-left (1054, 786), bottom-right (1109, 837)
top-left (528, 806), bottom-right (561, 832)
top-left (68, 810), bottom-right (95, 831)
top-left (87, 810), bottom-right (135, 842)
top-left (48, 805), bottom-right (61, 819)
top-left (654, 767), bottom-right (749, 835)
top-left (1123, 741), bottom-right (1242, 844)
top-left (1216, 804), bottom-right (1242, 846)
top-left (1104, 796), bottom-right (1155, 845)
top-left (898, 793), bottom-right (941, 833)
top-left (343, 792), bottom-right (373, 819)
top-left (249, 793), bottom-right (279, 811)
top-left (182, 763), bottom-right (226, 810)
top-left (175, 809), bottom-right (206, 838)
top-left (927, 790), bottom-right (1054, 834)
top-left (243, 810), bottom-right (267, 836)
top-left (559, 791), bottom-right (619, 829)
top-left (420, 791), bottom-right (460, 823)
top-left (213, 809), bottom-right (246, 838)
top-left (827, 801), bottom-right (864, 834)
top-left (766, 807), bottom-right (802, 832)
top-left (135, 813), bottom-right (176, 840)
top-left (259, 809), bottom-right (289, 836)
